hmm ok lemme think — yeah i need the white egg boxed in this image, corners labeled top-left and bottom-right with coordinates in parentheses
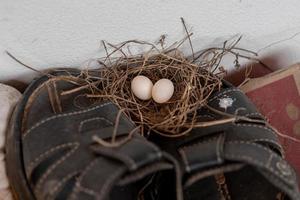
top-left (152, 79), bottom-right (174, 103)
top-left (131, 75), bottom-right (153, 100)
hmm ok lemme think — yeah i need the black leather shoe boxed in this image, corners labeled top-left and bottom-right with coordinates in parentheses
top-left (6, 69), bottom-right (181, 200)
top-left (149, 81), bottom-right (300, 200)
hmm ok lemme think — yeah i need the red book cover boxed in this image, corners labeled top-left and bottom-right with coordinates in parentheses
top-left (240, 64), bottom-right (300, 179)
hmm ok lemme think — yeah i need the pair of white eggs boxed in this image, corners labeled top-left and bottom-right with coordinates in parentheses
top-left (131, 75), bottom-right (174, 103)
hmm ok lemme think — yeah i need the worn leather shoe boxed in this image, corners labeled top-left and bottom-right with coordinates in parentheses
top-left (149, 81), bottom-right (300, 200)
top-left (6, 69), bottom-right (181, 200)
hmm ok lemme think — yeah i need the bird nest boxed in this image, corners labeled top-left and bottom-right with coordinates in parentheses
top-left (85, 50), bottom-right (222, 137)
top-left (57, 33), bottom-right (264, 137)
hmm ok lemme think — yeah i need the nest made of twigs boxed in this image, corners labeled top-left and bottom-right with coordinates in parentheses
top-left (56, 32), bottom-right (266, 137)
top-left (86, 52), bottom-right (222, 137)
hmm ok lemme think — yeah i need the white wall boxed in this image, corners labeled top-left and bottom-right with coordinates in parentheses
top-left (1, 0), bottom-right (300, 84)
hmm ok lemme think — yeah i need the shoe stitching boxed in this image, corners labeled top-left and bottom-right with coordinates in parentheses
top-left (178, 135), bottom-right (220, 172)
top-left (71, 159), bottom-right (125, 200)
top-left (48, 170), bottom-right (80, 196)
top-left (178, 136), bottom-right (283, 173)
top-left (225, 152), bottom-right (295, 186)
top-left (94, 137), bottom-right (160, 171)
top-left (35, 143), bottom-right (80, 192)
top-left (226, 141), bottom-right (295, 184)
top-left (227, 141), bottom-right (286, 166)
top-left (178, 148), bottom-right (191, 172)
top-left (216, 134), bottom-right (225, 163)
top-left (178, 135), bottom-right (224, 172)
top-left (68, 185), bottom-right (98, 200)
top-left (257, 168), bottom-right (300, 199)
top-left (70, 159), bottom-right (100, 199)
top-left (77, 185), bottom-right (98, 197)
top-left (252, 138), bottom-right (283, 153)
top-left (78, 117), bottom-right (113, 132)
top-left (235, 123), bottom-right (278, 138)
top-left (97, 167), bottom-right (125, 200)
top-left (23, 102), bottom-right (112, 138)
top-left (27, 143), bottom-right (78, 176)
top-left (73, 94), bottom-right (91, 109)
top-left (267, 153), bottom-right (274, 168)
top-left (244, 112), bottom-right (264, 118)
